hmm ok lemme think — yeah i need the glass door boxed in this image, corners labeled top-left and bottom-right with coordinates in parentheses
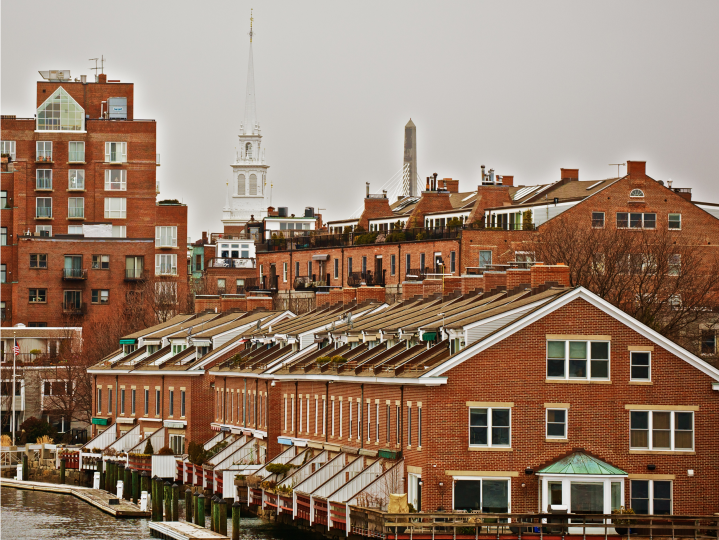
top-left (64, 255), bottom-right (82, 278)
top-left (125, 256), bottom-right (143, 279)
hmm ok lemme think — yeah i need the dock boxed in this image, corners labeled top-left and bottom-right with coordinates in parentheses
top-left (0, 478), bottom-right (151, 518)
top-left (149, 521), bottom-right (229, 540)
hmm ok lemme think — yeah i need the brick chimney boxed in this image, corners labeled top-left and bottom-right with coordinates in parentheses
top-left (501, 175), bottom-right (514, 187)
top-left (466, 185), bottom-right (512, 225)
top-left (443, 178), bottom-right (459, 193)
top-left (627, 161), bottom-right (646, 179)
top-left (98, 73), bottom-right (107, 84)
top-left (267, 206), bottom-right (279, 217)
top-left (202, 231), bottom-right (208, 244)
top-left (560, 169), bottom-right (579, 183)
top-left (357, 195), bottom-right (393, 230)
top-left (530, 263), bottom-right (570, 288)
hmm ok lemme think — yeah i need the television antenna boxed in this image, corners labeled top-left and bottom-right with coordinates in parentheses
top-left (609, 163), bottom-right (626, 178)
top-left (89, 55), bottom-right (105, 78)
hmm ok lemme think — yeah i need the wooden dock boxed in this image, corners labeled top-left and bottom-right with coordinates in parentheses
top-left (0, 478), bottom-right (150, 518)
top-left (149, 521), bottom-right (229, 540)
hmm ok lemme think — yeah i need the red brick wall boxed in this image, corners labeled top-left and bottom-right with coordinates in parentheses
top-left (358, 197), bottom-right (394, 230)
top-left (37, 79), bottom-right (135, 120)
top-left (467, 186), bottom-right (513, 224)
top-left (356, 286), bottom-right (385, 304)
top-left (530, 263), bottom-right (570, 288)
top-left (404, 192), bottom-right (455, 229)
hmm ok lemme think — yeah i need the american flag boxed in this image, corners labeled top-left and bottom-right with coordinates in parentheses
top-left (13, 344), bottom-right (20, 356)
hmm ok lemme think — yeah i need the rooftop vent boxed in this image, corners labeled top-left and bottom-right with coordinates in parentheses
top-left (278, 207), bottom-right (288, 217)
top-left (39, 70), bottom-right (71, 81)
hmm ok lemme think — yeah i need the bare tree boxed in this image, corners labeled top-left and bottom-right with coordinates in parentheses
top-left (533, 214), bottom-right (719, 357)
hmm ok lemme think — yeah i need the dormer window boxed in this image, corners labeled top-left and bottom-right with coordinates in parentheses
top-left (245, 142), bottom-right (252, 159)
top-left (630, 189), bottom-right (645, 197)
top-left (36, 87), bottom-right (85, 132)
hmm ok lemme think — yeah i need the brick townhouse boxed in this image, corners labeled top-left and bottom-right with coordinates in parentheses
top-left (1, 69), bottom-right (187, 327)
top-left (87, 309), bottom-right (293, 452)
top-left (213, 264), bottom-right (719, 516)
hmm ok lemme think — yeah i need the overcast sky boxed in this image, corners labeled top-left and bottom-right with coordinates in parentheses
top-left (3, 1), bottom-right (718, 239)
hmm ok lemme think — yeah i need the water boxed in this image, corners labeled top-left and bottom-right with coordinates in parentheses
top-left (1, 487), bottom-right (314, 540)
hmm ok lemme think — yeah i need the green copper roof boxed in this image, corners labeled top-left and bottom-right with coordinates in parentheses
top-left (538, 452), bottom-right (627, 475)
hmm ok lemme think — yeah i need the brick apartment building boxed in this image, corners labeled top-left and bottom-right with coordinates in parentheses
top-left (201, 264), bottom-right (719, 516)
top-left (1, 70), bottom-right (187, 327)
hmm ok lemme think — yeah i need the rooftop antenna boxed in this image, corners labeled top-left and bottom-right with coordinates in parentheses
top-left (609, 163), bottom-right (625, 178)
top-left (269, 183), bottom-right (273, 206)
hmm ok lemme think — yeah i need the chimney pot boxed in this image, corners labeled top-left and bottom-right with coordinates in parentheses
top-left (366, 182), bottom-right (370, 198)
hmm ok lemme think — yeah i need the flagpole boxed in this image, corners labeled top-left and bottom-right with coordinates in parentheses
top-left (12, 332), bottom-right (17, 445)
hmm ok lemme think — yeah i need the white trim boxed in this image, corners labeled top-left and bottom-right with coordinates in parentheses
top-left (423, 287), bottom-right (719, 384)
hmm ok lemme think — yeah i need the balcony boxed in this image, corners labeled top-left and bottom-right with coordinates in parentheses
top-left (62, 302), bottom-right (86, 315)
top-left (348, 271), bottom-right (385, 287)
top-left (36, 207), bottom-right (52, 219)
top-left (62, 268), bottom-right (88, 280)
top-left (67, 208), bottom-right (85, 219)
top-left (207, 257), bottom-right (256, 269)
top-left (35, 154), bottom-right (53, 163)
top-left (125, 269), bottom-right (147, 281)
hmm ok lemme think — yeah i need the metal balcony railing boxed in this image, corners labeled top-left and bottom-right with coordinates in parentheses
top-left (62, 268), bottom-right (87, 280)
top-left (68, 207), bottom-right (84, 219)
top-left (36, 207), bottom-right (52, 218)
top-left (207, 257), bottom-right (256, 269)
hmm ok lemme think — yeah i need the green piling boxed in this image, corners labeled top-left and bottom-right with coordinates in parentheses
top-left (132, 469), bottom-right (140, 504)
top-left (59, 458), bottom-right (66, 484)
top-left (204, 491), bottom-right (210, 522)
top-left (219, 499), bottom-right (228, 536)
top-left (124, 466), bottom-right (131, 499)
top-left (185, 489), bottom-right (193, 522)
top-left (193, 491), bottom-right (200, 524)
top-left (172, 483), bottom-right (179, 521)
top-left (197, 493), bottom-right (205, 527)
top-left (164, 481), bottom-right (171, 521)
top-left (104, 461), bottom-right (111, 492)
top-left (152, 477), bottom-right (160, 521)
top-left (140, 471), bottom-right (149, 502)
top-left (210, 496), bottom-right (216, 531)
top-left (232, 501), bottom-right (241, 540)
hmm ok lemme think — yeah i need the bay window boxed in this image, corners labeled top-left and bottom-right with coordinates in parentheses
top-left (37, 88), bottom-right (85, 132)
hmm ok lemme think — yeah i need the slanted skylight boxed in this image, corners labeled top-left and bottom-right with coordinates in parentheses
top-left (512, 185), bottom-right (541, 200)
top-left (586, 180), bottom-right (605, 191)
top-left (36, 87), bottom-right (85, 131)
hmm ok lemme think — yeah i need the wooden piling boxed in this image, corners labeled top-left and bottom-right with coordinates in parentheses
top-left (123, 467), bottom-right (131, 499)
top-left (193, 491), bottom-right (200, 524)
top-left (22, 454), bottom-right (28, 481)
top-left (219, 499), bottom-right (227, 536)
top-left (232, 501), bottom-right (240, 540)
top-left (132, 469), bottom-right (140, 504)
top-left (197, 493), bottom-right (205, 527)
top-left (59, 458), bottom-right (66, 484)
top-left (172, 483), bottom-right (179, 521)
top-left (164, 481), bottom-right (172, 521)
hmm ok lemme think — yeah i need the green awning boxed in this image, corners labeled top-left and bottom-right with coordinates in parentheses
top-left (119, 339), bottom-right (137, 345)
top-left (538, 452), bottom-right (626, 475)
top-left (91, 417), bottom-right (110, 426)
top-left (421, 332), bottom-right (437, 341)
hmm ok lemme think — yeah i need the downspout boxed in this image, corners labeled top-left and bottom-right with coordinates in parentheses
top-left (115, 375), bottom-right (118, 423)
top-left (294, 381), bottom-right (299, 438)
top-left (360, 383), bottom-right (364, 448)
top-left (400, 385), bottom-right (404, 449)
top-left (325, 382), bottom-right (329, 442)
top-left (223, 377), bottom-right (227, 423)
top-left (243, 378), bottom-right (247, 427)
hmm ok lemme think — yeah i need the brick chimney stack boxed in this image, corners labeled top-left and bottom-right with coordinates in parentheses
top-left (560, 169), bottom-right (579, 183)
top-left (98, 73), bottom-right (107, 84)
top-left (627, 161), bottom-right (647, 178)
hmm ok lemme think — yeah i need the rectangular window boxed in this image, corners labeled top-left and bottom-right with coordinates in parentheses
top-left (479, 250), bottom-right (492, 268)
top-left (396, 405), bottom-right (400, 443)
top-left (322, 398), bottom-right (327, 435)
top-left (1, 140), bottom-right (16, 160)
top-left (68, 170), bottom-right (85, 190)
top-left (36, 141), bottom-right (52, 161)
top-left (617, 212), bottom-right (656, 229)
top-left (295, 261), bottom-right (299, 277)
top-left (630, 351), bottom-right (651, 381)
top-left (362, 256), bottom-right (367, 275)
top-left (1, 191), bottom-right (8, 209)
top-left (169, 390), bottom-right (174, 417)
top-left (546, 340), bottom-right (610, 380)
top-left (104, 169), bottom-right (127, 190)
top-left (29, 288), bottom-right (47, 303)
top-left (630, 410), bottom-right (693, 450)
top-left (131, 389), bottom-right (136, 415)
top-left (390, 254), bottom-right (396, 276)
top-left (668, 254), bottom-right (681, 276)
top-left (104, 197), bottom-right (126, 218)
top-left (450, 251), bottom-right (456, 273)
top-left (367, 402), bottom-right (372, 441)
top-left (0, 227), bottom-right (6, 246)
top-left (631, 480), bottom-right (672, 515)
top-left (418, 407), bottom-right (422, 446)
top-left (92, 254), bottom-right (110, 270)
top-left (592, 212), bottom-right (605, 228)
top-left (454, 478), bottom-right (510, 513)
top-left (36, 169), bottom-right (52, 190)
top-left (97, 389), bottom-right (102, 414)
top-left (155, 226), bottom-right (177, 247)
top-left (30, 254), bottom-right (48, 269)
top-left (701, 331), bottom-right (717, 355)
top-left (36, 197), bottom-right (52, 218)
top-left (68, 141), bottom-right (85, 162)
top-left (386, 404), bottom-right (391, 442)
top-left (91, 289), bottom-right (109, 304)
top-left (120, 389), bottom-right (125, 414)
top-left (112, 225), bottom-right (126, 238)
top-left (469, 407), bottom-right (511, 447)
top-left (334, 258), bottom-right (339, 279)
top-left (376, 403), bottom-right (380, 442)
top-left (546, 408), bottom-right (567, 438)
top-left (668, 213), bottom-right (681, 230)
top-left (407, 406), bottom-right (412, 446)
top-left (420, 253), bottom-right (425, 270)
top-left (405, 253), bottom-right (410, 274)
top-left (105, 142), bottom-right (127, 163)
top-left (108, 388), bottom-right (113, 413)
top-left (283, 262), bottom-right (288, 282)
top-left (0, 264), bottom-right (5, 284)
top-left (155, 390), bottom-right (160, 415)
top-left (68, 197), bottom-right (84, 218)
top-left (170, 435), bottom-right (185, 455)
top-left (181, 390), bottom-right (186, 417)
top-left (155, 254), bottom-right (178, 275)
top-left (331, 399), bottom-right (335, 436)
top-left (144, 389), bottom-right (149, 415)
top-left (306, 261), bottom-right (311, 277)
top-left (347, 257), bottom-right (353, 275)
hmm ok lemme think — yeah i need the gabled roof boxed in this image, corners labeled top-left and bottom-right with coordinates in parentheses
top-left (538, 452), bottom-right (626, 475)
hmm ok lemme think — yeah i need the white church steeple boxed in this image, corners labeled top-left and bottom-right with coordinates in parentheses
top-left (222, 9), bottom-right (269, 227)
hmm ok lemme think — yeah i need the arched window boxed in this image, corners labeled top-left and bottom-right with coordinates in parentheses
top-left (249, 174), bottom-right (258, 195)
top-left (630, 189), bottom-right (645, 197)
top-left (237, 174), bottom-right (246, 195)
top-left (36, 87), bottom-right (85, 131)
top-left (245, 142), bottom-right (252, 159)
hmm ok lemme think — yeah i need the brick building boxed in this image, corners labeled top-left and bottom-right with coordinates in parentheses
top-left (1, 70), bottom-right (187, 327)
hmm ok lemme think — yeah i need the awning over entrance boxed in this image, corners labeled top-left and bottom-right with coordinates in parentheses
top-left (312, 254), bottom-right (329, 261)
top-left (538, 452), bottom-right (626, 476)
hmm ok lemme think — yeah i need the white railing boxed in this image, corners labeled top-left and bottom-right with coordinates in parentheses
top-left (84, 423), bottom-right (117, 452)
top-left (152, 455), bottom-right (177, 478)
top-left (127, 426), bottom-right (165, 454)
top-left (109, 424), bottom-right (142, 453)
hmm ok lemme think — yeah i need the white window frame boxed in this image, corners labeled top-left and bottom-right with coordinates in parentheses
top-left (668, 213), bottom-right (681, 230)
top-left (479, 250), bottom-right (492, 268)
top-left (546, 408), bottom-right (568, 439)
top-left (376, 403), bottom-right (380, 443)
top-left (36, 197), bottom-right (52, 218)
top-left (68, 197), bottom-right (84, 218)
top-left (36, 141), bottom-right (52, 160)
top-left (616, 212), bottom-right (657, 229)
top-left (104, 197), bottom-right (127, 219)
top-left (331, 399), bottom-right (335, 436)
top-left (629, 410), bottom-right (694, 451)
top-left (105, 142), bottom-right (127, 163)
top-left (546, 340), bottom-right (611, 381)
top-left (68, 141), bottom-right (85, 162)
top-left (112, 225), bottom-right (126, 238)
top-left (155, 226), bottom-right (178, 247)
top-left (630, 479), bottom-right (673, 515)
top-left (36, 88), bottom-right (85, 132)
top-left (36, 169), bottom-right (52, 190)
top-left (452, 476), bottom-right (512, 513)
top-left (1, 141), bottom-right (16, 160)
top-left (104, 169), bottom-right (127, 191)
top-left (314, 396), bottom-right (318, 435)
top-left (630, 189), bottom-right (645, 198)
top-left (630, 351), bottom-right (651, 381)
top-left (155, 254), bottom-right (178, 276)
top-left (468, 406), bottom-right (512, 448)
top-left (35, 225), bottom-right (51, 237)
top-left (283, 262), bottom-right (288, 283)
top-left (68, 169), bottom-right (85, 190)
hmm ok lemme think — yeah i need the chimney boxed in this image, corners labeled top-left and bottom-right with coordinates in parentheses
top-left (481, 165), bottom-right (486, 183)
top-left (502, 175), bottom-right (514, 187)
top-left (530, 263), bottom-right (570, 289)
top-left (560, 168), bottom-right (579, 182)
top-left (627, 161), bottom-right (646, 178)
top-left (366, 182), bottom-right (370, 198)
top-left (426, 177), bottom-right (430, 191)
top-left (433, 172), bottom-right (438, 191)
top-left (98, 73), bottom-right (107, 84)
top-left (444, 178), bottom-right (459, 193)
top-left (382, 189), bottom-right (387, 199)
top-left (202, 231), bottom-right (208, 244)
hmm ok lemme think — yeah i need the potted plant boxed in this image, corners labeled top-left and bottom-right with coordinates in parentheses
top-left (612, 506), bottom-right (636, 535)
